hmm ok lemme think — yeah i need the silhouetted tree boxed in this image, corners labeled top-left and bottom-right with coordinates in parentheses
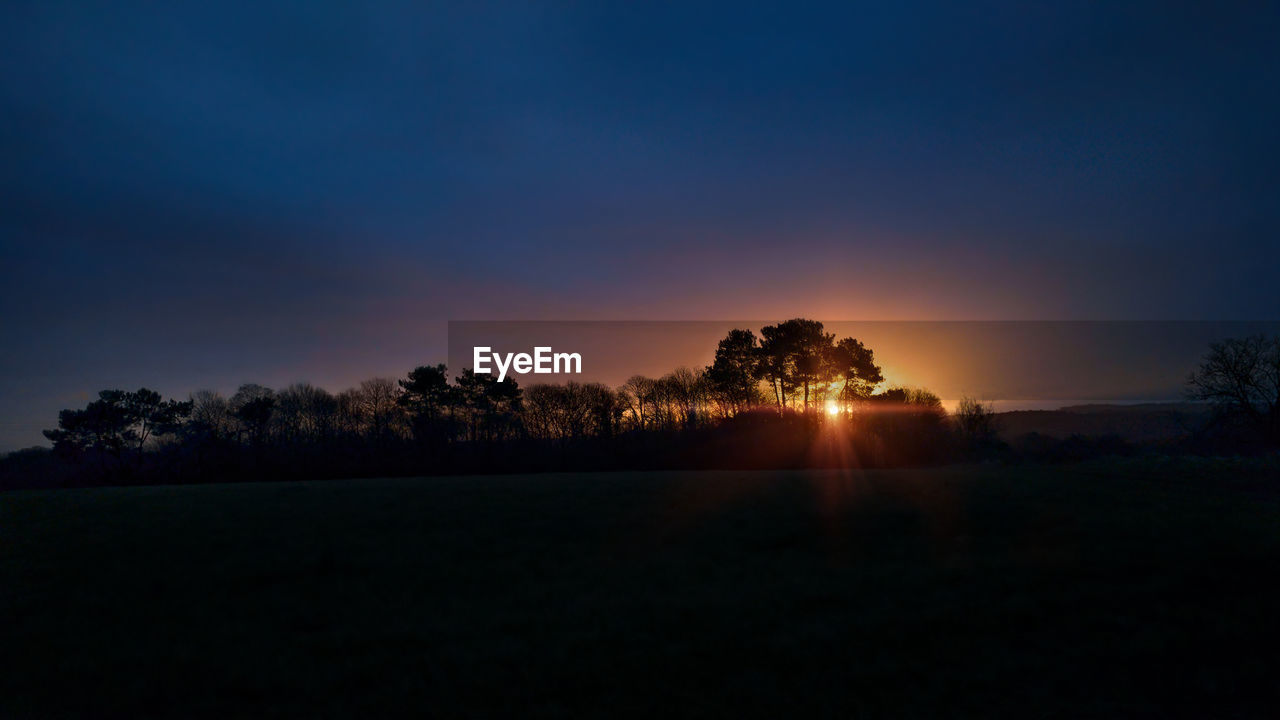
top-left (231, 384), bottom-right (276, 445)
top-left (758, 323), bottom-right (795, 408)
top-left (794, 323), bottom-right (834, 411)
top-left (121, 388), bottom-right (191, 452)
top-left (44, 388), bottom-right (190, 470)
top-left (664, 367), bottom-right (708, 428)
top-left (357, 378), bottom-right (403, 442)
top-left (189, 390), bottom-right (232, 440)
top-left (484, 375), bottom-right (524, 441)
top-left (334, 388), bottom-right (364, 438)
top-left (829, 337), bottom-right (884, 410)
top-left (276, 383), bottom-right (337, 444)
top-left (955, 396), bottom-right (998, 441)
top-left (1188, 335), bottom-right (1280, 445)
top-left (524, 382), bottom-right (621, 440)
top-left (399, 364), bottom-right (456, 446)
top-left (454, 370), bottom-right (522, 442)
top-left (760, 319), bottom-right (833, 411)
top-left (45, 391), bottom-right (130, 461)
top-left (872, 387), bottom-right (943, 409)
top-left (619, 375), bottom-right (654, 430)
top-left (707, 329), bottom-right (764, 415)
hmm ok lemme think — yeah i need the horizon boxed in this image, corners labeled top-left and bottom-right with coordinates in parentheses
top-left (6, 318), bottom-right (1272, 452)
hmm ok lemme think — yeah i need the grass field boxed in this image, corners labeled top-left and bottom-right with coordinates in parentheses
top-left (4, 460), bottom-right (1280, 717)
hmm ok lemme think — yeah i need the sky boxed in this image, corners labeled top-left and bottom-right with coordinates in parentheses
top-left (2, 1), bottom-right (1279, 449)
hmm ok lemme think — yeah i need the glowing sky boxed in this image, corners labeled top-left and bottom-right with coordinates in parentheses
top-left (2, 1), bottom-right (1278, 449)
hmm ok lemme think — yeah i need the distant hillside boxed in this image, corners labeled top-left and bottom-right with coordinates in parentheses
top-left (997, 403), bottom-right (1213, 442)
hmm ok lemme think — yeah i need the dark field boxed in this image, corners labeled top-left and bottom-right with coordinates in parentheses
top-left (4, 460), bottom-right (1280, 717)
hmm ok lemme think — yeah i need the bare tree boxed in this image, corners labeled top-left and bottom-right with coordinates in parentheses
top-left (276, 383), bottom-right (337, 443)
top-left (189, 389), bottom-right (232, 439)
top-left (619, 375), bottom-right (653, 430)
top-left (1188, 335), bottom-right (1280, 443)
top-left (664, 367), bottom-right (707, 428)
top-left (335, 388), bottom-right (364, 437)
top-left (955, 396), bottom-right (999, 442)
top-left (357, 378), bottom-right (403, 441)
top-left (648, 375), bottom-right (677, 429)
top-left (524, 382), bottom-right (617, 440)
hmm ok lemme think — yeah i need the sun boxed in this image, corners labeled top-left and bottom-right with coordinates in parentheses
top-left (825, 399), bottom-right (840, 416)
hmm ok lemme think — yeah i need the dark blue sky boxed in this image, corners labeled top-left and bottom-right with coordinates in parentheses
top-left (2, 1), bottom-right (1278, 449)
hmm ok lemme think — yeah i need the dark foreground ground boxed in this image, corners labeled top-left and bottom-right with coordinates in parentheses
top-left (4, 459), bottom-right (1280, 718)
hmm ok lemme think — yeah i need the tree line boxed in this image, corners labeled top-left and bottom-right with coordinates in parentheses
top-left (9, 324), bottom-right (1276, 489)
top-left (42, 319), bottom-right (948, 455)
top-left (23, 319), bottom-right (975, 484)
